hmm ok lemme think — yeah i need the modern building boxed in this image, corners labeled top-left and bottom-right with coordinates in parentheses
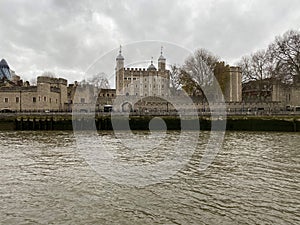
top-left (0, 59), bottom-right (12, 80)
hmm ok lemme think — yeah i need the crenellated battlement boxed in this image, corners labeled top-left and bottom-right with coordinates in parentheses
top-left (37, 76), bottom-right (67, 85)
top-left (124, 68), bottom-right (147, 71)
top-left (116, 48), bottom-right (170, 96)
top-left (229, 66), bottom-right (242, 73)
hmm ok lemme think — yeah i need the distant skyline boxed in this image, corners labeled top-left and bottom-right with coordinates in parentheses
top-left (0, 0), bottom-right (299, 83)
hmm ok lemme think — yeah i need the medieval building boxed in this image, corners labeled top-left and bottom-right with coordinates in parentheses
top-left (214, 62), bottom-right (242, 102)
top-left (0, 59), bottom-right (69, 112)
top-left (272, 79), bottom-right (300, 108)
top-left (0, 75), bottom-right (68, 112)
top-left (115, 47), bottom-right (170, 97)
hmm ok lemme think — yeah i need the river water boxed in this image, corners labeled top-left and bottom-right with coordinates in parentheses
top-left (0, 130), bottom-right (299, 224)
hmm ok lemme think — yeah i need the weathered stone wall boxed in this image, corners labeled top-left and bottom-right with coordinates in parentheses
top-left (116, 67), bottom-right (170, 97)
top-left (0, 76), bottom-right (68, 111)
top-left (272, 82), bottom-right (300, 107)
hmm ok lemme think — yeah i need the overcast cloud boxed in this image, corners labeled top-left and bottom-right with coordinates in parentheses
top-left (0, 0), bottom-right (299, 83)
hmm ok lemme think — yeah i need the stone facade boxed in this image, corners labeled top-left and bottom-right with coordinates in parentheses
top-left (214, 62), bottom-right (242, 102)
top-left (272, 81), bottom-right (300, 108)
top-left (242, 78), bottom-right (300, 109)
top-left (115, 47), bottom-right (170, 97)
top-left (0, 76), bottom-right (68, 112)
top-left (97, 89), bottom-right (116, 105)
top-left (242, 78), bottom-right (273, 102)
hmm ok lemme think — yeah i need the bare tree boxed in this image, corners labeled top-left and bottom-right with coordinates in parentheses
top-left (238, 49), bottom-right (273, 83)
top-left (169, 64), bottom-right (181, 95)
top-left (268, 29), bottom-right (300, 84)
top-left (182, 48), bottom-right (219, 89)
top-left (237, 49), bottom-right (276, 101)
top-left (86, 72), bottom-right (110, 89)
top-left (179, 69), bottom-right (202, 96)
top-left (29, 77), bottom-right (37, 86)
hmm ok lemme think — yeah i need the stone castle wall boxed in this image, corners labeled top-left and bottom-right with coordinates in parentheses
top-left (115, 49), bottom-right (170, 98)
top-left (0, 76), bottom-right (68, 111)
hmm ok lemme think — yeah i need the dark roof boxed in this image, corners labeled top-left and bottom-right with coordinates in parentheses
top-left (158, 54), bottom-right (165, 60)
top-left (116, 53), bottom-right (124, 60)
top-left (147, 63), bottom-right (156, 70)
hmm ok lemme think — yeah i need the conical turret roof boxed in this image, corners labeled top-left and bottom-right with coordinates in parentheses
top-left (116, 45), bottom-right (124, 60)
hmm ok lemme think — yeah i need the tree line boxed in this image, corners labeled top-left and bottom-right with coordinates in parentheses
top-left (170, 29), bottom-right (300, 98)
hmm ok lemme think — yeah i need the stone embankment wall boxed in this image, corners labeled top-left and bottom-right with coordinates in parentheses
top-left (0, 113), bottom-right (300, 132)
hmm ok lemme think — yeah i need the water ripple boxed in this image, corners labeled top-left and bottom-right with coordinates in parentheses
top-left (0, 131), bottom-right (299, 224)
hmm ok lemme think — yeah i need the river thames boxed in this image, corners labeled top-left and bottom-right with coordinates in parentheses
top-left (0, 130), bottom-right (299, 224)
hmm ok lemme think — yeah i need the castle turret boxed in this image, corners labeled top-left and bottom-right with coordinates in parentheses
top-left (214, 62), bottom-right (242, 102)
top-left (116, 45), bottom-right (125, 95)
top-left (158, 47), bottom-right (166, 71)
top-left (147, 57), bottom-right (156, 71)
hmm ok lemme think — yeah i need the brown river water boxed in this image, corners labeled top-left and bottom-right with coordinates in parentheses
top-left (0, 131), bottom-right (299, 224)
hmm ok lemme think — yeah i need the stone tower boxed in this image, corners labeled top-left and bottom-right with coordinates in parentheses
top-left (158, 47), bottom-right (166, 71)
top-left (116, 45), bottom-right (124, 95)
top-left (214, 62), bottom-right (242, 102)
top-left (115, 47), bottom-right (170, 98)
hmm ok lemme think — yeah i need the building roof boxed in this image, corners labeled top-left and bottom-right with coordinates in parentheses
top-left (147, 63), bottom-right (156, 70)
top-left (158, 46), bottom-right (166, 61)
top-left (158, 54), bottom-right (165, 61)
top-left (116, 45), bottom-right (124, 60)
top-left (116, 53), bottom-right (124, 60)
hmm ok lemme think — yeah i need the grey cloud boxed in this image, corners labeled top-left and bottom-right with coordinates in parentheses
top-left (0, 0), bottom-right (299, 83)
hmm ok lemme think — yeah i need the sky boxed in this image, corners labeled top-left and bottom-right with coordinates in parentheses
top-left (0, 0), bottom-right (299, 85)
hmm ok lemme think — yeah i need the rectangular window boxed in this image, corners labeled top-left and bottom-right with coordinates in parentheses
top-left (56, 99), bottom-right (58, 103)
top-left (49, 98), bottom-right (52, 103)
top-left (44, 96), bottom-right (46, 101)
top-left (33, 97), bottom-right (36, 103)
top-left (145, 85), bottom-right (147, 88)
top-left (16, 97), bottom-right (19, 103)
top-left (4, 98), bottom-right (8, 103)
top-left (80, 98), bottom-right (85, 103)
